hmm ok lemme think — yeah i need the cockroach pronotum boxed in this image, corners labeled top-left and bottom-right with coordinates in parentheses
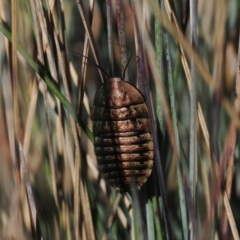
top-left (71, 48), bottom-right (154, 192)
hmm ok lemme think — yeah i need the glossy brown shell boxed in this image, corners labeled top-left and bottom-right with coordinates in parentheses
top-left (92, 77), bottom-right (154, 191)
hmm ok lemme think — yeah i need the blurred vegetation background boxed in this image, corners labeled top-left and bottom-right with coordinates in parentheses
top-left (0, 0), bottom-right (240, 239)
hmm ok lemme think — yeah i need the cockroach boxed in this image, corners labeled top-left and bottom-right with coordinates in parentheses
top-left (71, 49), bottom-right (154, 192)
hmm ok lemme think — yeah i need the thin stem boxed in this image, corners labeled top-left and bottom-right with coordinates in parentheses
top-left (116, 0), bottom-right (128, 81)
top-left (189, 0), bottom-right (198, 238)
top-left (106, 0), bottom-right (114, 76)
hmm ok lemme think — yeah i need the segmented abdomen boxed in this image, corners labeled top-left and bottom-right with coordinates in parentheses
top-left (92, 77), bottom-right (154, 191)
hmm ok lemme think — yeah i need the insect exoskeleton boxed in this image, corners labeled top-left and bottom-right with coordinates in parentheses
top-left (92, 77), bottom-right (154, 192)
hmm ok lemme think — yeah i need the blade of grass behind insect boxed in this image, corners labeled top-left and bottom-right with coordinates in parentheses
top-left (104, 192), bottom-right (118, 240)
top-left (130, 189), bottom-right (145, 240)
top-left (165, 33), bottom-right (188, 240)
top-left (153, 196), bottom-right (163, 239)
top-left (115, 0), bottom-right (128, 81)
top-left (146, 199), bottom-right (156, 240)
top-left (0, 23), bottom-right (94, 142)
top-left (162, 20), bottom-right (188, 240)
top-left (189, 0), bottom-right (198, 213)
top-left (106, 0), bottom-right (114, 76)
top-left (132, 6), bottom-right (144, 93)
top-left (154, 0), bottom-right (164, 135)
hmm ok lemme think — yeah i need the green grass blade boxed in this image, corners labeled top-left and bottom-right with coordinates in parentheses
top-left (163, 27), bottom-right (188, 240)
top-left (154, 0), bottom-right (164, 135)
top-left (146, 199), bottom-right (155, 240)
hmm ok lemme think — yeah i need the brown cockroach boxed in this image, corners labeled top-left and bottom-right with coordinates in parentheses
top-left (73, 49), bottom-right (154, 192)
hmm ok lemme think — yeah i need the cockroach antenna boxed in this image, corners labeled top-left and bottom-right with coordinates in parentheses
top-left (68, 49), bottom-right (110, 79)
top-left (69, 45), bottom-right (133, 80)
